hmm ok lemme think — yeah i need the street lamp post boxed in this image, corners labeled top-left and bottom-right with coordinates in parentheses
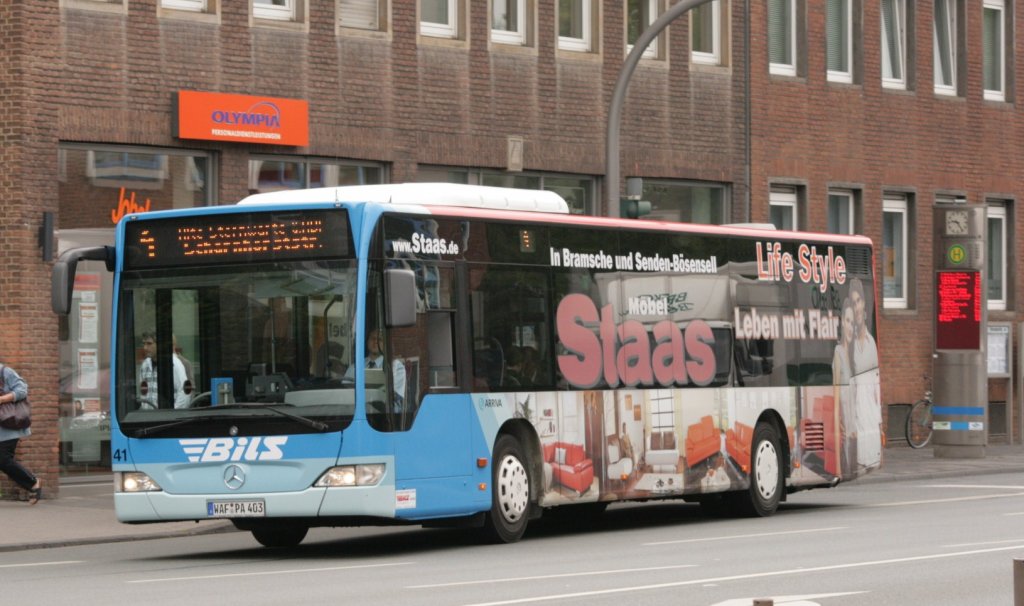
top-left (606, 0), bottom-right (714, 217)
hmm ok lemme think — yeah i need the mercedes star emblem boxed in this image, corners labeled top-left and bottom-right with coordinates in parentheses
top-left (223, 464), bottom-right (245, 490)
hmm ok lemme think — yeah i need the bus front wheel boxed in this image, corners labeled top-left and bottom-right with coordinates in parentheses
top-left (482, 434), bottom-right (531, 543)
top-left (251, 524), bottom-right (308, 548)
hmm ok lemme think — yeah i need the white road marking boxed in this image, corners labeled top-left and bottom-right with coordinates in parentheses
top-left (1005, 512), bottom-right (1024, 516)
top-left (459, 544), bottom-right (1024, 606)
top-left (867, 492), bottom-right (1024, 507)
top-left (644, 527), bottom-right (847, 546)
top-left (0, 561), bottom-right (82, 569)
top-left (126, 561), bottom-right (413, 584)
top-left (924, 484), bottom-right (1024, 490)
top-left (943, 538), bottom-right (1024, 548)
top-left (711, 593), bottom-right (867, 606)
top-left (409, 564), bottom-right (698, 589)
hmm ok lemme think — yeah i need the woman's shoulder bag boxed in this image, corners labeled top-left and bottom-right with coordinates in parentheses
top-left (0, 364), bottom-right (31, 430)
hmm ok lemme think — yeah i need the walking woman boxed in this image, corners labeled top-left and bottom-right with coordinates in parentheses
top-left (0, 363), bottom-right (41, 504)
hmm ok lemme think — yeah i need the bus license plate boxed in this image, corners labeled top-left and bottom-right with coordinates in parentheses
top-left (207, 500), bottom-right (265, 518)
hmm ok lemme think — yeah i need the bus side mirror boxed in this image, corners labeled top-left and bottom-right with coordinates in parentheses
top-left (51, 246), bottom-right (115, 315)
top-left (385, 268), bottom-right (416, 328)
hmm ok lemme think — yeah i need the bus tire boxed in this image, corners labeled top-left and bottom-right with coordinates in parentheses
top-left (482, 434), bottom-right (531, 543)
top-left (251, 524), bottom-right (308, 548)
top-left (733, 422), bottom-right (783, 517)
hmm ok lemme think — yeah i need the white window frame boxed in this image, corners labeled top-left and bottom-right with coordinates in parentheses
top-left (987, 203), bottom-right (1008, 310)
top-left (491, 0), bottom-right (526, 45)
top-left (827, 190), bottom-right (855, 234)
top-left (769, 187), bottom-right (798, 230)
top-left (881, 0), bottom-right (906, 89)
top-left (558, 0), bottom-right (593, 52)
top-left (768, 0), bottom-right (797, 76)
top-left (691, 0), bottom-right (722, 65)
top-left (340, 0), bottom-right (383, 31)
top-left (627, 0), bottom-right (660, 59)
top-left (933, 0), bottom-right (957, 95)
top-left (163, 0), bottom-right (206, 11)
top-left (421, 0), bottom-right (458, 39)
top-left (882, 195), bottom-right (908, 309)
top-left (254, 0), bottom-right (296, 21)
top-left (826, 0), bottom-right (852, 82)
top-left (983, 0), bottom-right (1005, 101)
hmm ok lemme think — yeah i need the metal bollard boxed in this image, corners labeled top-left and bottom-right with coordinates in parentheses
top-left (1015, 558), bottom-right (1024, 606)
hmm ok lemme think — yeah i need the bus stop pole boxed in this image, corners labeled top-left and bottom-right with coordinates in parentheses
top-left (1015, 558), bottom-right (1024, 606)
top-left (605, 0), bottom-right (710, 217)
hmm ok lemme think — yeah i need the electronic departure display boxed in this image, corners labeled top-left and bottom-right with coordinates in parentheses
top-left (936, 270), bottom-right (981, 350)
top-left (124, 210), bottom-right (351, 269)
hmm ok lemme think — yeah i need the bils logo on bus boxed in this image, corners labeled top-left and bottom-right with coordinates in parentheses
top-left (179, 437), bottom-right (287, 463)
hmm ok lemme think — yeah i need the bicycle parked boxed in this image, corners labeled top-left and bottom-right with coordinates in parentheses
top-left (905, 376), bottom-right (933, 449)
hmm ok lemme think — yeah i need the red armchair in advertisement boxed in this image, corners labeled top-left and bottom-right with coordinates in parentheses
top-left (685, 415), bottom-right (720, 466)
top-left (725, 421), bottom-right (754, 472)
top-left (543, 441), bottom-right (595, 494)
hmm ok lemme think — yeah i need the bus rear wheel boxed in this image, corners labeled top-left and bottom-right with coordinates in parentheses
top-left (731, 422), bottom-right (783, 517)
top-left (251, 524), bottom-right (309, 548)
top-left (482, 434), bottom-right (531, 543)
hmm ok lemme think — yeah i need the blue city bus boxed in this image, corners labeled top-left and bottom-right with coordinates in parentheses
top-left (51, 183), bottom-right (881, 548)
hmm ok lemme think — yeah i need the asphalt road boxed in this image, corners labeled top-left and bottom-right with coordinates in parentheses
top-left (3, 473), bottom-right (1023, 606)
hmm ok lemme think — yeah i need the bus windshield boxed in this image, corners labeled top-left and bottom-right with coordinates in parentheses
top-left (116, 260), bottom-right (358, 432)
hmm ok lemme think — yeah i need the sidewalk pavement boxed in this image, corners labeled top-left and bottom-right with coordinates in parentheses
top-left (0, 443), bottom-right (1021, 552)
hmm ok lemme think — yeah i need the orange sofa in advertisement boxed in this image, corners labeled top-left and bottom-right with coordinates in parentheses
top-left (543, 441), bottom-right (594, 494)
top-left (685, 415), bottom-right (720, 466)
top-left (725, 421), bottom-right (754, 471)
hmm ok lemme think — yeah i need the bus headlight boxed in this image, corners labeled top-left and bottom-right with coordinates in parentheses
top-left (315, 464), bottom-right (385, 487)
top-left (117, 472), bottom-right (163, 493)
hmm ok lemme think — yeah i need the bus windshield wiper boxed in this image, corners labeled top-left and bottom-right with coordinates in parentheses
top-left (130, 404), bottom-right (329, 438)
top-left (212, 403), bottom-right (329, 432)
top-left (130, 416), bottom-right (209, 438)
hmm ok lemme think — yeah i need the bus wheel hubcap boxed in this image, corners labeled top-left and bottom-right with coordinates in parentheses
top-left (496, 455), bottom-right (529, 522)
top-left (754, 441), bottom-right (779, 500)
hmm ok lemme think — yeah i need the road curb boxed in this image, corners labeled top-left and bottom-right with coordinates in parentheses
top-left (0, 521), bottom-right (238, 553)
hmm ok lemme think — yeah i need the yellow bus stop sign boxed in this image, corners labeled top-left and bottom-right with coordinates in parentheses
top-left (948, 244), bottom-right (966, 264)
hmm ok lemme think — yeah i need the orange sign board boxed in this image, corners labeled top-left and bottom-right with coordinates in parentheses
top-left (176, 90), bottom-right (309, 146)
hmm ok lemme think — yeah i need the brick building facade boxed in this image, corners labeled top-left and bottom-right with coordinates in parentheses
top-left (0, 0), bottom-right (1018, 496)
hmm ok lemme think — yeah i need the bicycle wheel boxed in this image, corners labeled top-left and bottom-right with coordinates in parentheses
top-left (905, 399), bottom-right (933, 449)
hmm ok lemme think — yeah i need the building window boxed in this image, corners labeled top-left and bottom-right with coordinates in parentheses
top-left (642, 180), bottom-right (728, 224)
top-left (826, 0), bottom-right (852, 82)
top-left (987, 203), bottom-right (1008, 310)
top-left (691, 0), bottom-right (724, 65)
top-left (340, 0), bottom-right (384, 31)
top-left (559, 0), bottom-right (593, 52)
top-left (416, 167), bottom-right (595, 215)
top-left (934, 0), bottom-right (957, 95)
top-left (828, 190), bottom-right (855, 234)
top-left (882, 195), bottom-right (908, 308)
top-left (254, 0), bottom-right (298, 21)
top-left (628, 0), bottom-right (660, 59)
top-left (768, 0), bottom-right (796, 76)
top-left (57, 144), bottom-right (215, 476)
top-left (248, 157), bottom-right (385, 193)
top-left (162, 0), bottom-right (207, 11)
top-left (881, 0), bottom-right (906, 89)
top-left (421, 0), bottom-right (458, 38)
top-left (770, 186), bottom-right (798, 230)
top-left (983, 0), bottom-right (1006, 101)
top-left (491, 0), bottom-right (526, 45)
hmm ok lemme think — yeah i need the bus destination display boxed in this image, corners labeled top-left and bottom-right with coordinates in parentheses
top-left (936, 270), bottom-right (980, 350)
top-left (124, 210), bottom-right (350, 269)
